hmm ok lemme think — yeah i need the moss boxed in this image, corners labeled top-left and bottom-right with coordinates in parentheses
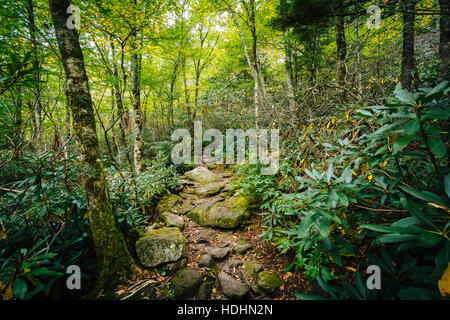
top-left (170, 269), bottom-right (202, 298)
top-left (135, 227), bottom-right (186, 267)
top-left (256, 271), bottom-right (283, 295)
top-left (156, 194), bottom-right (181, 214)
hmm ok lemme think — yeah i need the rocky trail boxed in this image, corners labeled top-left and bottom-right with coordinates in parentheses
top-left (116, 165), bottom-right (305, 300)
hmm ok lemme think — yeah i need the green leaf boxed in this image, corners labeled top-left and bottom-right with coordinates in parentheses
top-left (399, 185), bottom-right (447, 207)
top-left (403, 120), bottom-right (421, 135)
top-left (318, 219), bottom-right (330, 238)
top-left (428, 138), bottom-right (446, 158)
top-left (294, 293), bottom-right (327, 300)
top-left (394, 89), bottom-right (417, 106)
top-left (393, 134), bottom-right (416, 154)
top-left (13, 278), bottom-right (28, 300)
top-left (444, 175), bottom-right (450, 199)
top-left (326, 189), bottom-right (339, 209)
top-left (373, 234), bottom-right (418, 244)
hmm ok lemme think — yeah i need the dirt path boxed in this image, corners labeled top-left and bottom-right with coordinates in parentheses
top-left (117, 165), bottom-right (305, 300)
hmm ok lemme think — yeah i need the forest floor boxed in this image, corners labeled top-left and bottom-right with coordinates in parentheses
top-left (116, 164), bottom-right (307, 300)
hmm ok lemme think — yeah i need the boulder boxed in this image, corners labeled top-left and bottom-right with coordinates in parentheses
top-left (234, 241), bottom-right (253, 254)
top-left (136, 227), bottom-right (186, 267)
top-left (218, 272), bottom-right (249, 299)
top-left (242, 260), bottom-right (263, 287)
top-left (145, 223), bottom-right (162, 232)
top-left (185, 166), bottom-right (221, 184)
top-left (198, 280), bottom-right (214, 300)
top-left (198, 254), bottom-right (214, 267)
top-left (165, 257), bottom-right (188, 273)
top-left (205, 246), bottom-right (230, 259)
top-left (187, 194), bottom-right (251, 229)
top-left (161, 212), bottom-right (184, 229)
top-left (256, 271), bottom-right (283, 295)
top-left (156, 194), bottom-right (181, 214)
top-left (171, 269), bottom-right (202, 299)
top-left (194, 182), bottom-right (225, 197)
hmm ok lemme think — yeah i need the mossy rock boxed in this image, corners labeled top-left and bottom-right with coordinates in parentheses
top-left (165, 257), bottom-right (188, 274)
top-left (156, 194), bottom-right (181, 214)
top-left (170, 269), bottom-right (203, 299)
top-left (135, 227), bottom-right (186, 267)
top-left (256, 271), bottom-right (283, 295)
top-left (242, 260), bottom-right (263, 284)
top-left (187, 194), bottom-right (252, 229)
top-left (185, 166), bottom-right (221, 183)
top-left (194, 182), bottom-right (224, 197)
top-left (160, 212), bottom-right (185, 229)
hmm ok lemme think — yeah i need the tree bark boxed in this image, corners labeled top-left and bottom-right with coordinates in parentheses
top-left (25, 0), bottom-right (42, 153)
top-left (130, 31), bottom-right (143, 173)
top-left (438, 0), bottom-right (450, 82)
top-left (48, 0), bottom-right (133, 291)
top-left (401, 0), bottom-right (416, 91)
top-left (335, 0), bottom-right (347, 100)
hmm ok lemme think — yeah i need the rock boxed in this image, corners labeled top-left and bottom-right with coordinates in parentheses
top-left (145, 223), bottom-right (161, 232)
top-left (177, 179), bottom-right (196, 186)
top-left (256, 271), bottom-right (283, 295)
top-left (198, 254), bottom-right (214, 267)
top-left (136, 227), bottom-right (186, 267)
top-left (171, 269), bottom-right (202, 299)
top-left (195, 182), bottom-right (225, 197)
top-left (234, 241), bottom-right (253, 254)
top-left (222, 171), bottom-right (233, 178)
top-left (222, 259), bottom-right (242, 272)
top-left (180, 200), bottom-right (195, 214)
top-left (205, 246), bottom-right (230, 259)
top-left (161, 212), bottom-right (185, 229)
top-left (187, 220), bottom-right (198, 228)
top-left (165, 257), bottom-right (188, 273)
top-left (198, 280), bottom-right (214, 300)
top-left (198, 228), bottom-right (217, 240)
top-left (187, 194), bottom-right (251, 229)
top-left (218, 272), bottom-right (249, 299)
top-left (185, 166), bottom-right (221, 184)
top-left (242, 260), bottom-right (263, 286)
top-left (156, 194), bottom-right (181, 214)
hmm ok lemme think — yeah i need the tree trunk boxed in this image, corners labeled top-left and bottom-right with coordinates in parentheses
top-left (354, 0), bottom-right (362, 93)
top-left (284, 29), bottom-right (296, 110)
top-left (401, 0), bottom-right (416, 91)
top-left (335, 0), bottom-right (347, 100)
top-left (26, 0), bottom-right (42, 153)
top-left (130, 31), bottom-right (143, 173)
top-left (438, 0), bottom-right (450, 82)
top-left (49, 0), bottom-right (133, 291)
top-left (229, 4), bottom-right (264, 139)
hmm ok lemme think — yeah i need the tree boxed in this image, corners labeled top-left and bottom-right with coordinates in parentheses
top-left (335, 0), bottom-right (347, 99)
top-left (438, 0), bottom-right (449, 82)
top-left (48, 0), bottom-right (134, 291)
top-left (400, 0), bottom-right (416, 90)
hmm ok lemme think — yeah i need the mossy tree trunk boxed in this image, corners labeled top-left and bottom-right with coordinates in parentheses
top-left (48, 0), bottom-right (134, 291)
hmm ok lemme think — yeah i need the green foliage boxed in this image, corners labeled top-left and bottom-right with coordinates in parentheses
top-left (259, 81), bottom-right (449, 298)
top-left (0, 152), bottom-right (94, 300)
top-left (106, 155), bottom-right (179, 228)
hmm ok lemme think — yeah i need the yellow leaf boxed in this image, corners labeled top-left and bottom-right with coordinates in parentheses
top-left (2, 283), bottom-right (13, 300)
top-left (438, 263), bottom-right (450, 297)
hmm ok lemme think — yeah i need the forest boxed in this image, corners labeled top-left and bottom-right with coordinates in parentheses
top-left (0, 0), bottom-right (449, 302)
